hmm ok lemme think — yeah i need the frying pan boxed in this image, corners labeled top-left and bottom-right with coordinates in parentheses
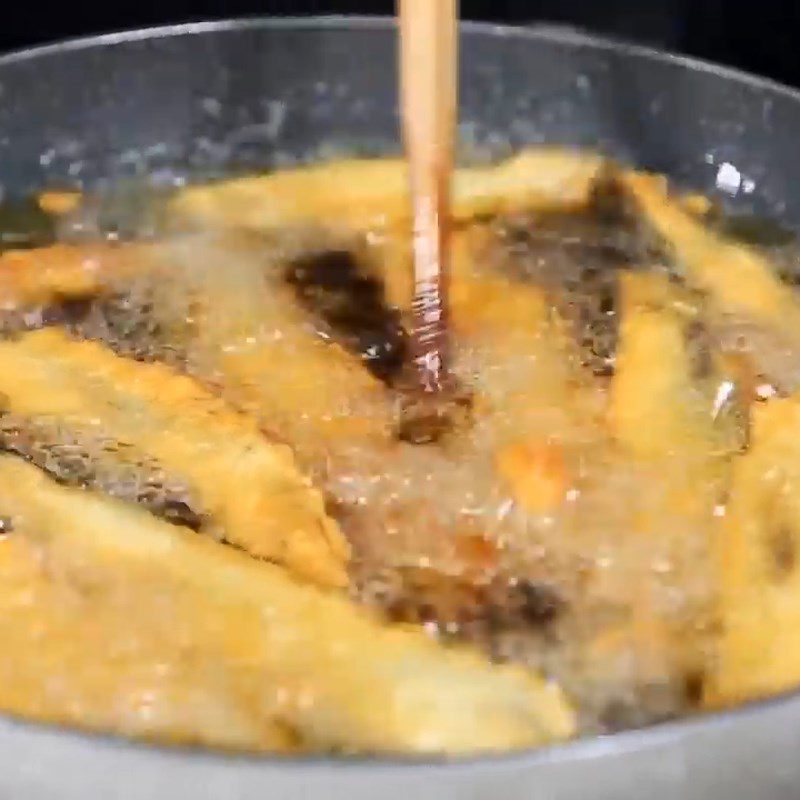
top-left (1, 16), bottom-right (799, 800)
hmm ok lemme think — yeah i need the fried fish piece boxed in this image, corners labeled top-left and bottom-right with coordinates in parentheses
top-left (0, 239), bottom-right (178, 338)
top-left (165, 151), bottom-right (603, 353)
top-left (601, 272), bottom-right (746, 703)
top-left (0, 327), bottom-right (349, 587)
top-left (0, 243), bottom-right (134, 308)
top-left (618, 171), bottom-right (800, 389)
top-left (495, 439), bottom-right (569, 516)
top-left (36, 190), bottom-right (82, 216)
top-left (158, 235), bottom-right (395, 463)
top-left (0, 412), bottom-right (205, 530)
top-left (0, 525), bottom-right (300, 753)
top-left (610, 271), bottom-right (748, 459)
top-left (618, 172), bottom-right (800, 325)
top-left (705, 397), bottom-right (800, 707)
top-left (168, 149), bottom-right (605, 235)
top-left (0, 454), bottom-right (575, 753)
top-left (0, 234), bottom-right (394, 471)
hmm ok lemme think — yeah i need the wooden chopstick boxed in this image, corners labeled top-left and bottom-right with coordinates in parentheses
top-left (399, 0), bottom-right (458, 396)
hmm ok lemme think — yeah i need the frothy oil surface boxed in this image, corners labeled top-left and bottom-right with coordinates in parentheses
top-left (5, 156), bottom-right (800, 746)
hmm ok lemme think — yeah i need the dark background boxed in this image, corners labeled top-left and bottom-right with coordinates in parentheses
top-left (3, 1), bottom-right (799, 89)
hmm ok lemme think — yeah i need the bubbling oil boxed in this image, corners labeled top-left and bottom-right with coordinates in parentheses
top-left (6, 165), bottom-right (800, 739)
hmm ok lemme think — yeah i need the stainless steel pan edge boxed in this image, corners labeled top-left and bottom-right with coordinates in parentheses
top-left (0, 17), bottom-right (797, 800)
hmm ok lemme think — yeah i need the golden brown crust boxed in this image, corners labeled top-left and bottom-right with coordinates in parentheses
top-left (0, 328), bottom-right (350, 587)
top-left (706, 398), bottom-right (800, 707)
top-left (0, 242), bottom-right (158, 310)
top-left (168, 149), bottom-right (605, 235)
top-left (618, 170), bottom-right (800, 328)
top-left (609, 271), bottom-right (746, 459)
top-left (0, 454), bottom-right (575, 754)
top-left (36, 190), bottom-right (82, 216)
top-left (0, 534), bottom-right (301, 753)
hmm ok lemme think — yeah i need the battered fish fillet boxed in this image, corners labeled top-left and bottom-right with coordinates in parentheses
top-left (0, 234), bottom-right (394, 468)
top-left (0, 412), bottom-right (205, 530)
top-left (165, 151), bottom-right (604, 343)
top-left (0, 454), bottom-right (575, 754)
top-left (706, 397), bottom-right (800, 707)
top-left (449, 226), bottom-right (594, 449)
top-left (168, 149), bottom-right (605, 235)
top-left (0, 328), bottom-right (350, 588)
top-left (0, 243), bottom-right (142, 308)
top-left (610, 271), bottom-right (747, 459)
top-left (149, 234), bottom-right (396, 463)
top-left (618, 172), bottom-right (800, 387)
top-left (603, 272), bottom-right (750, 698)
top-left (618, 171), bottom-right (799, 324)
top-left (0, 524), bottom-right (300, 753)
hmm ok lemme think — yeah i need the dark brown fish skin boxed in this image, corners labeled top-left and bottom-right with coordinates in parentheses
top-left (490, 206), bottom-right (648, 378)
top-left (65, 292), bottom-right (191, 368)
top-left (0, 412), bottom-right (205, 531)
top-left (285, 249), bottom-right (408, 385)
top-left (355, 564), bottom-right (564, 644)
top-left (683, 318), bottom-right (715, 380)
top-left (283, 248), bottom-right (482, 443)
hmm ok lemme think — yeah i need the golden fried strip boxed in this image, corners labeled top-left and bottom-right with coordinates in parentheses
top-left (0, 328), bottom-right (349, 587)
top-left (168, 149), bottom-right (605, 235)
top-left (2, 151), bottom-right (602, 309)
top-left (610, 271), bottom-right (746, 459)
top-left (448, 226), bottom-right (590, 442)
top-left (0, 234), bottom-right (394, 468)
top-left (0, 531), bottom-right (300, 753)
top-left (36, 190), bottom-right (82, 216)
top-left (0, 243), bottom-right (139, 308)
top-left (620, 172), bottom-right (800, 392)
top-left (594, 273), bottom-right (738, 699)
top-left (609, 273), bottom-right (739, 640)
top-left (0, 239), bottom-right (182, 320)
top-left (618, 171), bottom-right (800, 329)
top-left (152, 234), bottom-right (396, 462)
top-left (0, 455), bottom-right (575, 753)
top-left (705, 397), bottom-right (800, 707)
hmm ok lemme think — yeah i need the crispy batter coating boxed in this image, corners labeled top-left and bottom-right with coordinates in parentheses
top-left (3, 152), bottom-right (792, 747)
top-left (610, 271), bottom-right (747, 459)
top-left (36, 191), bottom-right (82, 216)
top-left (619, 171), bottom-right (800, 330)
top-left (168, 149), bottom-right (605, 235)
top-left (0, 328), bottom-right (349, 587)
top-left (0, 455), bottom-right (575, 754)
top-left (706, 398), bottom-right (800, 707)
